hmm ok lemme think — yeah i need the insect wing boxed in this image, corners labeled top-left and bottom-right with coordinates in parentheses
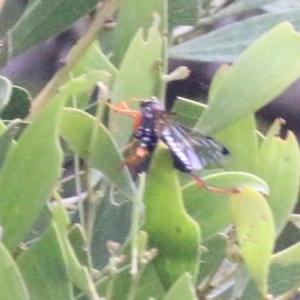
top-left (186, 126), bottom-right (229, 167)
top-left (166, 122), bottom-right (229, 171)
top-left (160, 121), bottom-right (203, 172)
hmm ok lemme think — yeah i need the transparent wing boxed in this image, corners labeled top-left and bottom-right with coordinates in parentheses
top-left (180, 124), bottom-right (229, 167)
top-left (158, 113), bottom-right (228, 171)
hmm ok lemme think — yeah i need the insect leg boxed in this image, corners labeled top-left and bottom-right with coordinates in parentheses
top-left (191, 174), bottom-right (240, 194)
top-left (122, 146), bottom-right (150, 167)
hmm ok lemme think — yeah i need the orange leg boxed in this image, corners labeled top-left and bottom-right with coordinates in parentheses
top-left (106, 100), bottom-right (142, 130)
top-left (191, 174), bottom-right (240, 194)
top-left (121, 146), bottom-right (150, 167)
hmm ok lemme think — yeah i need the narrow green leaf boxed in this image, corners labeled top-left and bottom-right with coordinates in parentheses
top-left (110, 21), bottom-right (163, 147)
top-left (0, 120), bottom-right (23, 169)
top-left (272, 241), bottom-right (300, 266)
top-left (112, 0), bottom-right (165, 65)
top-left (195, 22), bottom-right (300, 134)
top-left (0, 94), bottom-right (66, 251)
top-left (255, 128), bottom-right (300, 233)
top-left (163, 273), bottom-right (198, 300)
top-left (17, 224), bottom-right (72, 300)
top-left (52, 203), bottom-right (100, 299)
top-left (230, 187), bottom-right (275, 296)
top-left (3, 0), bottom-right (99, 60)
top-left (59, 108), bottom-right (135, 198)
top-left (170, 8), bottom-right (300, 62)
top-left (143, 143), bottom-right (200, 288)
top-left (0, 242), bottom-right (29, 300)
top-left (169, 0), bottom-right (198, 28)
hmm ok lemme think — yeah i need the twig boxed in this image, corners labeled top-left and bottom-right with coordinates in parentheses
top-left (27, 0), bottom-right (120, 120)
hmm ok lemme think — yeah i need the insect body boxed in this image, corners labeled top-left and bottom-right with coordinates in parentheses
top-left (108, 98), bottom-right (238, 194)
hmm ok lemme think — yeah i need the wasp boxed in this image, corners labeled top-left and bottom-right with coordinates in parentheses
top-left (107, 98), bottom-right (238, 194)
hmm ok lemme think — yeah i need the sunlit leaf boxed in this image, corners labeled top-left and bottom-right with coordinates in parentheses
top-left (195, 23), bottom-right (300, 134)
top-left (230, 187), bottom-right (275, 296)
top-left (255, 127), bottom-right (300, 233)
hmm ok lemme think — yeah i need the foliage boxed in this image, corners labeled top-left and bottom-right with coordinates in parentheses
top-left (0, 0), bottom-right (300, 299)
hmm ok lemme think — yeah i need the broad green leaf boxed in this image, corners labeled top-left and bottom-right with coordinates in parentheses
top-left (112, 0), bottom-right (165, 65)
top-left (230, 187), bottom-right (275, 296)
top-left (0, 93), bottom-right (66, 251)
top-left (170, 8), bottom-right (300, 62)
top-left (0, 85), bottom-right (31, 119)
top-left (52, 203), bottom-right (100, 299)
top-left (2, 0), bottom-right (99, 60)
top-left (215, 115), bottom-right (258, 172)
top-left (143, 143), bottom-right (200, 289)
top-left (68, 224), bottom-right (91, 268)
top-left (59, 108), bottom-right (135, 198)
top-left (0, 242), bottom-right (29, 300)
top-left (17, 224), bottom-right (72, 300)
top-left (182, 172), bottom-right (269, 238)
top-left (195, 22), bottom-right (300, 134)
top-left (0, 76), bottom-right (12, 113)
top-left (172, 97), bottom-right (206, 128)
top-left (163, 273), bottom-right (197, 300)
top-left (255, 128), bottom-right (300, 233)
top-left (110, 21), bottom-right (163, 147)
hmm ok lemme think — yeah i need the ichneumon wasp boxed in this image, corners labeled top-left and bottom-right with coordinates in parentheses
top-left (107, 98), bottom-right (238, 194)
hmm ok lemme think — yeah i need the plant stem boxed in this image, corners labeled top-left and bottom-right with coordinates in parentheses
top-left (27, 0), bottom-right (120, 120)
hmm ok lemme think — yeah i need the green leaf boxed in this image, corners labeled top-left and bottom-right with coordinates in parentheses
top-left (110, 20), bottom-right (163, 147)
top-left (0, 76), bottom-right (13, 113)
top-left (0, 94), bottom-right (66, 251)
top-left (169, 0), bottom-right (198, 28)
top-left (163, 273), bottom-right (198, 300)
top-left (230, 187), bottom-right (275, 296)
top-left (72, 41), bottom-right (117, 78)
top-left (170, 8), bottom-right (300, 62)
top-left (0, 120), bottom-right (23, 169)
top-left (17, 224), bottom-right (72, 300)
top-left (255, 127), bottom-right (300, 233)
top-left (0, 0), bottom-right (27, 36)
top-left (0, 85), bottom-right (31, 119)
top-left (59, 108), bottom-right (135, 198)
top-left (112, 0), bottom-right (165, 65)
top-left (143, 143), bottom-right (200, 289)
top-left (195, 22), bottom-right (300, 134)
top-left (183, 172), bottom-right (269, 238)
top-left (272, 241), bottom-right (300, 266)
top-left (197, 235), bottom-right (226, 282)
top-left (215, 115), bottom-right (258, 172)
top-left (52, 203), bottom-right (99, 299)
top-left (3, 0), bottom-right (99, 60)
top-left (0, 242), bottom-right (29, 300)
